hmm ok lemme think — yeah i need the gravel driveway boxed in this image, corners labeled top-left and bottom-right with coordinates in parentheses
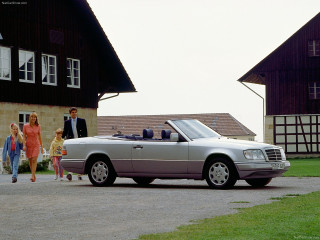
top-left (0, 175), bottom-right (319, 240)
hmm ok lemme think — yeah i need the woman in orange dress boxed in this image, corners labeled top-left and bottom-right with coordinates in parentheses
top-left (23, 112), bottom-right (44, 182)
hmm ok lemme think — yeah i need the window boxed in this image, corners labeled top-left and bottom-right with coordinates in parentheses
top-left (64, 114), bottom-right (71, 121)
top-left (19, 112), bottom-right (31, 131)
top-left (67, 58), bottom-right (80, 88)
top-left (0, 46), bottom-right (11, 80)
top-left (42, 54), bottom-right (57, 85)
top-left (19, 50), bottom-right (35, 83)
top-left (308, 40), bottom-right (320, 57)
top-left (309, 82), bottom-right (320, 99)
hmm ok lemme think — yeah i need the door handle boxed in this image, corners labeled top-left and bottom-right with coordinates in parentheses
top-left (133, 145), bottom-right (143, 149)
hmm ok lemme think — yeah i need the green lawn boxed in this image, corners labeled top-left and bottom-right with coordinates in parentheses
top-left (31, 170), bottom-right (69, 175)
top-left (284, 158), bottom-right (320, 177)
top-left (138, 191), bottom-right (320, 240)
top-left (137, 158), bottom-right (320, 240)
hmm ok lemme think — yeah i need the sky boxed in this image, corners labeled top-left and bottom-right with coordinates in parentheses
top-left (87, 0), bottom-right (320, 142)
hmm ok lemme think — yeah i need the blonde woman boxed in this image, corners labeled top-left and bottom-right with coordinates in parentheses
top-left (23, 112), bottom-right (44, 182)
top-left (2, 123), bottom-right (23, 183)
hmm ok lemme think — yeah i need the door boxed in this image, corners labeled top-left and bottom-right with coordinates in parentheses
top-left (131, 141), bottom-right (189, 174)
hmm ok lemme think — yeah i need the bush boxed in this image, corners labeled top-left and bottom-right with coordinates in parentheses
top-left (3, 165), bottom-right (11, 173)
top-left (37, 158), bottom-right (50, 171)
top-left (18, 160), bottom-right (30, 173)
top-left (3, 158), bottom-right (50, 174)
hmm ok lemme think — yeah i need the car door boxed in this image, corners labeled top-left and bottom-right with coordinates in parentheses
top-left (131, 141), bottom-right (189, 174)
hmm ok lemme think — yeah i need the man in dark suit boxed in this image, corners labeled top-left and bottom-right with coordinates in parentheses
top-left (62, 107), bottom-right (88, 180)
top-left (62, 107), bottom-right (88, 139)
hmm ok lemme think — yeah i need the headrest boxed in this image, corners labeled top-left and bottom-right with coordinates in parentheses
top-left (143, 129), bottom-right (154, 138)
top-left (161, 129), bottom-right (171, 139)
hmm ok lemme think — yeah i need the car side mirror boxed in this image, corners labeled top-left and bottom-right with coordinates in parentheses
top-left (170, 133), bottom-right (179, 142)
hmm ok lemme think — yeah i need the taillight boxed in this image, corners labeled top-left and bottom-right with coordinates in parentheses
top-left (62, 145), bottom-right (67, 155)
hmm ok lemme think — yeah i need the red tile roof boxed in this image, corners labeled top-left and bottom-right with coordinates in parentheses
top-left (98, 113), bottom-right (256, 138)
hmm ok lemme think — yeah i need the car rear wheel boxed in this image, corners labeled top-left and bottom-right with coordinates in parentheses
top-left (245, 178), bottom-right (272, 187)
top-left (205, 157), bottom-right (237, 189)
top-left (88, 159), bottom-right (116, 187)
top-left (132, 177), bottom-right (155, 186)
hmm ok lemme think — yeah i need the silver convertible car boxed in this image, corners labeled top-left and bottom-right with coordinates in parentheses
top-left (61, 119), bottom-right (290, 189)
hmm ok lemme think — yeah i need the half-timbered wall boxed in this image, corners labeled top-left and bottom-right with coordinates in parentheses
top-left (273, 115), bottom-right (320, 154)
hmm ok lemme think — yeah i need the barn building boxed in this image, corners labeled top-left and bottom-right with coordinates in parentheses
top-left (0, 0), bottom-right (135, 151)
top-left (238, 12), bottom-right (320, 155)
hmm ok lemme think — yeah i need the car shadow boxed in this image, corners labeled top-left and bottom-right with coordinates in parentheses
top-left (113, 184), bottom-right (287, 190)
top-left (74, 183), bottom-right (209, 190)
top-left (112, 183), bottom-right (211, 190)
top-left (74, 182), bottom-right (287, 190)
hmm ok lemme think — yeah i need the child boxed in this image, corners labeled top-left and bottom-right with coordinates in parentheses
top-left (2, 123), bottom-right (23, 183)
top-left (49, 128), bottom-right (65, 180)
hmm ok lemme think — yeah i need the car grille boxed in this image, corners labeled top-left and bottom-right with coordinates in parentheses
top-left (265, 148), bottom-right (282, 161)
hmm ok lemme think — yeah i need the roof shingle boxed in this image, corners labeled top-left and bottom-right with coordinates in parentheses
top-left (98, 113), bottom-right (256, 138)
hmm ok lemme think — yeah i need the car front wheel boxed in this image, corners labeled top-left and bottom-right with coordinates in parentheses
top-left (245, 178), bottom-right (272, 187)
top-left (88, 159), bottom-right (116, 187)
top-left (205, 157), bottom-right (237, 189)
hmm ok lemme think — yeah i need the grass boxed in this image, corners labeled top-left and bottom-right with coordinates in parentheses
top-left (23, 170), bottom-right (70, 175)
top-left (32, 170), bottom-right (66, 174)
top-left (284, 158), bottom-right (320, 177)
top-left (137, 158), bottom-right (320, 240)
top-left (270, 194), bottom-right (302, 201)
top-left (138, 191), bottom-right (320, 240)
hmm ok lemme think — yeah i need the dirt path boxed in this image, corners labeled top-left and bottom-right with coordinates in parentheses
top-left (0, 175), bottom-right (319, 240)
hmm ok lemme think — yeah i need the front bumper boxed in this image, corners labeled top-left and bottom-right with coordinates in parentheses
top-left (236, 160), bottom-right (290, 179)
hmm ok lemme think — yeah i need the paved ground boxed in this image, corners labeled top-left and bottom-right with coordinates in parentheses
top-left (0, 174), bottom-right (320, 240)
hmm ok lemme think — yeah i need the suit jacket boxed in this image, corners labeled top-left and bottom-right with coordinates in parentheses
top-left (62, 117), bottom-right (88, 139)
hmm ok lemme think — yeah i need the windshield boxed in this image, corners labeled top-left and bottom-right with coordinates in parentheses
top-left (172, 119), bottom-right (221, 140)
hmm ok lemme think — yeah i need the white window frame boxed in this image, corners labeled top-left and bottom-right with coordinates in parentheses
top-left (67, 58), bottom-right (80, 88)
top-left (19, 111), bottom-right (32, 131)
top-left (64, 114), bottom-right (71, 121)
top-left (19, 50), bottom-right (35, 83)
top-left (308, 40), bottom-right (320, 57)
top-left (0, 46), bottom-right (11, 80)
top-left (309, 82), bottom-right (320, 99)
top-left (42, 54), bottom-right (57, 86)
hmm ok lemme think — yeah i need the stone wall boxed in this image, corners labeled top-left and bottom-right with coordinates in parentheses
top-left (0, 102), bottom-right (97, 151)
top-left (264, 115), bottom-right (274, 144)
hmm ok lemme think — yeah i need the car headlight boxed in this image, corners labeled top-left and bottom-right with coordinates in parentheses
top-left (280, 148), bottom-right (286, 160)
top-left (243, 150), bottom-right (266, 160)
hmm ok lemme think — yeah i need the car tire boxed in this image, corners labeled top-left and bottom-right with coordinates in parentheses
top-left (245, 178), bottom-right (272, 187)
top-left (204, 157), bottom-right (237, 189)
top-left (88, 158), bottom-right (116, 187)
top-left (132, 177), bottom-right (155, 186)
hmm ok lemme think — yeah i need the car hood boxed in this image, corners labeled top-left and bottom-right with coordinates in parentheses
top-left (193, 137), bottom-right (279, 150)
